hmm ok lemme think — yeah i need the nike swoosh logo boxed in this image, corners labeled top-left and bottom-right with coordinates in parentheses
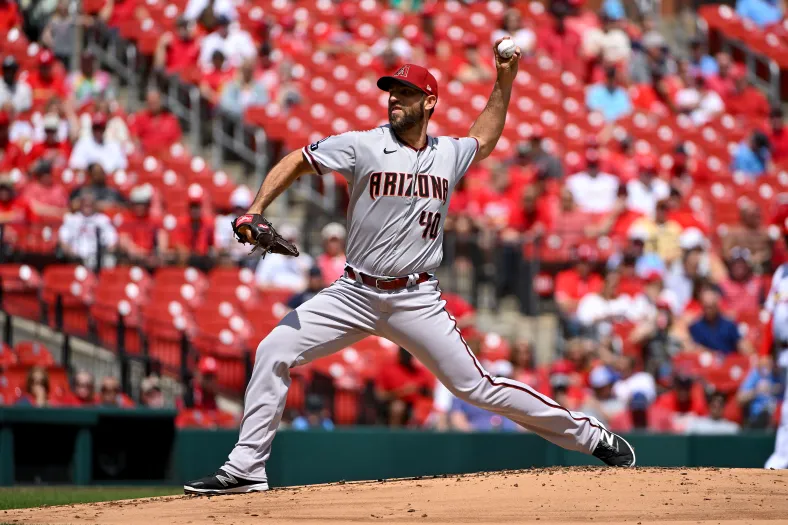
top-left (384, 148), bottom-right (396, 154)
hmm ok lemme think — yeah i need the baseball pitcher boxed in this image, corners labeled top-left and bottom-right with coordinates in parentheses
top-left (185, 37), bottom-right (635, 495)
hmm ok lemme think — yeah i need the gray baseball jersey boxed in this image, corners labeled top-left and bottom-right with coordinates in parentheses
top-left (302, 124), bottom-right (478, 277)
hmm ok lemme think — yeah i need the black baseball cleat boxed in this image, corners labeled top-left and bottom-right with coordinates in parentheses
top-left (593, 428), bottom-right (636, 467)
top-left (184, 469), bottom-right (269, 495)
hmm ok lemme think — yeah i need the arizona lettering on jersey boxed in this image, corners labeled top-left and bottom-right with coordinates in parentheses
top-left (302, 125), bottom-right (478, 276)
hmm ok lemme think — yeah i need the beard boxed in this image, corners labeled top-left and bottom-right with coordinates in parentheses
top-left (389, 103), bottom-right (425, 135)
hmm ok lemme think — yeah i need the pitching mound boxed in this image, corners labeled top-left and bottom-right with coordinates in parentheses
top-left (8, 468), bottom-right (788, 524)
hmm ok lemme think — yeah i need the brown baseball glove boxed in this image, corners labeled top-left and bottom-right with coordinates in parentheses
top-left (231, 214), bottom-right (299, 257)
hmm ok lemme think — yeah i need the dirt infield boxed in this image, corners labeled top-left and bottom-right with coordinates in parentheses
top-left (8, 468), bottom-right (788, 524)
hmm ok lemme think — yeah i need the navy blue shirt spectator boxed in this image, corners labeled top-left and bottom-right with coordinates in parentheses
top-left (286, 267), bottom-right (325, 310)
top-left (689, 286), bottom-right (746, 354)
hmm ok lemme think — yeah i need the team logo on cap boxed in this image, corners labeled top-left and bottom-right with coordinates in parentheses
top-left (394, 65), bottom-right (410, 77)
top-left (426, 84), bottom-right (432, 92)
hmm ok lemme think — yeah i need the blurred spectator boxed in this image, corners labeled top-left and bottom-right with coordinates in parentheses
top-left (601, 134), bottom-right (637, 182)
top-left (189, 356), bottom-right (218, 410)
top-left (377, 348), bottom-right (434, 427)
top-left (0, 0), bottom-right (21, 33)
top-left (721, 200), bottom-right (772, 269)
top-left (586, 66), bottom-right (632, 123)
top-left (199, 50), bottom-right (235, 106)
top-left (292, 394), bottom-right (335, 431)
top-left (509, 339), bottom-right (549, 394)
top-left (687, 37), bottom-right (718, 77)
top-left (449, 361), bottom-right (520, 431)
top-left (576, 271), bottom-right (629, 330)
top-left (738, 355), bottom-right (783, 429)
top-left (72, 370), bottom-right (95, 406)
top-left (128, 89), bottom-right (182, 154)
top-left (665, 228), bottom-right (710, 312)
top-left (630, 297), bottom-right (682, 380)
top-left (455, 35), bottom-right (495, 84)
top-left (26, 114), bottom-right (71, 171)
top-left (317, 4), bottom-right (365, 55)
top-left (683, 392), bottom-right (740, 434)
top-left (689, 286), bottom-right (751, 355)
top-left (511, 130), bottom-right (563, 180)
top-left (154, 16), bottom-right (201, 74)
top-left (317, 222), bottom-right (347, 284)
top-left (118, 185), bottom-right (165, 266)
top-left (41, 0), bottom-right (78, 66)
top-left (69, 163), bottom-right (124, 210)
top-left (140, 375), bottom-right (165, 409)
top-left (645, 200), bottom-right (682, 264)
top-left (491, 8), bottom-right (536, 56)
top-left (581, 13), bottom-right (631, 65)
top-left (442, 291), bottom-right (478, 340)
top-left (580, 365), bottom-right (627, 426)
top-left (171, 189), bottom-right (213, 264)
top-left (555, 245), bottom-right (603, 326)
top-left (765, 107), bottom-right (788, 163)
top-left (726, 69), bottom-right (770, 119)
top-left (219, 59), bottom-right (270, 118)
top-left (371, 20), bottom-right (414, 61)
top-left (731, 130), bottom-right (771, 179)
top-left (98, 376), bottom-right (125, 407)
top-left (67, 51), bottom-right (113, 107)
top-left (184, 0), bottom-right (236, 26)
top-left (608, 224), bottom-right (666, 277)
top-left (15, 366), bottom-right (50, 407)
top-left (626, 156), bottom-right (670, 218)
top-left (629, 31), bottom-right (674, 86)
top-left (719, 247), bottom-right (762, 318)
top-left (58, 193), bottom-right (118, 265)
top-left (22, 162), bottom-right (68, 220)
top-left (537, 5), bottom-right (581, 71)
top-left (81, 97), bottom-right (129, 146)
top-left (199, 16), bottom-right (255, 69)
top-left (675, 74), bottom-right (724, 126)
top-left (0, 56), bottom-right (31, 113)
top-left (566, 150), bottom-right (619, 213)
top-left (654, 373), bottom-right (709, 416)
top-left (705, 52), bottom-right (737, 98)
top-left (0, 111), bottom-right (25, 171)
top-left (68, 113), bottom-right (127, 173)
top-left (286, 267), bottom-right (325, 310)
top-left (27, 51), bottom-right (67, 108)
top-left (0, 177), bottom-right (33, 224)
top-left (255, 224), bottom-right (314, 291)
top-left (214, 185), bottom-right (254, 265)
top-left (551, 187), bottom-right (590, 241)
top-left (736, 0), bottom-right (782, 28)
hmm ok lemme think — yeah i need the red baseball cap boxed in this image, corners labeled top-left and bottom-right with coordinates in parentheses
top-left (198, 356), bottom-right (218, 375)
top-left (377, 64), bottom-right (439, 100)
top-left (38, 50), bottom-right (55, 66)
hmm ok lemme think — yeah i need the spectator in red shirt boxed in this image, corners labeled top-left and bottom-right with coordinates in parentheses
top-left (317, 222), bottom-right (347, 284)
top-left (0, 177), bottom-right (33, 225)
top-left (188, 356), bottom-right (219, 410)
top-left (26, 114), bottom-right (71, 172)
top-left (0, 111), bottom-right (25, 172)
top-left (601, 134), bottom-right (638, 183)
top-left (766, 107), bottom-right (788, 164)
top-left (376, 347), bottom-right (434, 427)
top-left (455, 34), bottom-right (495, 84)
top-left (128, 89), bottom-right (182, 154)
top-left (199, 49), bottom-right (234, 105)
top-left (21, 161), bottom-right (68, 221)
top-left (118, 185), bottom-right (167, 266)
top-left (726, 69), bottom-right (770, 119)
top-left (705, 52), bottom-right (736, 98)
top-left (653, 373), bottom-right (708, 417)
top-left (98, 376), bottom-right (131, 407)
top-left (72, 370), bottom-right (95, 406)
top-left (317, 3), bottom-right (365, 56)
top-left (26, 51), bottom-right (67, 109)
top-left (0, 0), bottom-right (21, 33)
top-left (555, 245), bottom-right (604, 335)
top-left (442, 291), bottom-right (478, 341)
top-left (536, 4), bottom-right (582, 75)
top-left (172, 186), bottom-right (214, 265)
top-left (552, 186), bottom-right (592, 248)
top-left (154, 16), bottom-right (201, 74)
top-left (719, 247), bottom-right (763, 319)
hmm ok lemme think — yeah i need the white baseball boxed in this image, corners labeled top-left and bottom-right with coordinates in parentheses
top-left (497, 39), bottom-right (516, 59)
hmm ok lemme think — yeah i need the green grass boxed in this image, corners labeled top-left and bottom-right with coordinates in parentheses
top-left (0, 486), bottom-right (182, 510)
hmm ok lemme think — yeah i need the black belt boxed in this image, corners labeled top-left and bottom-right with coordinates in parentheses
top-left (344, 267), bottom-right (430, 291)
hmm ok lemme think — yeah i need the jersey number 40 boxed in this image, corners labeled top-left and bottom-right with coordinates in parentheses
top-left (420, 211), bottom-right (441, 240)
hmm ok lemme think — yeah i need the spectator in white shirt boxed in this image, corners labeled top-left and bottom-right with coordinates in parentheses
top-left (255, 224), bottom-right (315, 291)
top-left (184, 0), bottom-right (236, 24)
top-left (58, 193), bottom-right (118, 267)
top-left (626, 155), bottom-right (670, 218)
top-left (214, 185), bottom-right (256, 266)
top-left (566, 149), bottom-right (620, 214)
top-left (675, 74), bottom-right (724, 126)
top-left (199, 16), bottom-right (256, 69)
top-left (370, 22), bottom-right (414, 61)
top-left (0, 56), bottom-right (32, 114)
top-left (68, 113), bottom-right (127, 173)
top-left (491, 8), bottom-right (536, 55)
top-left (576, 272), bottom-right (631, 330)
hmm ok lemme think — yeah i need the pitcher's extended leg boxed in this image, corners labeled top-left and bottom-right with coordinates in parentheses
top-left (222, 281), bottom-right (375, 481)
top-left (382, 281), bottom-right (602, 454)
